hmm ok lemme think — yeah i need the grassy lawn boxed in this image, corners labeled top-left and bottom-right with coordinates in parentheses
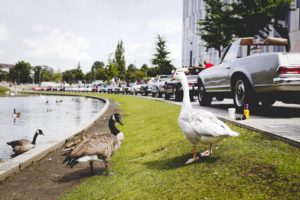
top-left (47, 93), bottom-right (299, 199)
top-left (0, 86), bottom-right (9, 93)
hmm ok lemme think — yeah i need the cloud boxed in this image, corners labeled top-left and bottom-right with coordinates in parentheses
top-left (148, 19), bottom-right (182, 35)
top-left (24, 28), bottom-right (92, 61)
top-left (0, 22), bottom-right (10, 41)
top-left (125, 43), bottom-right (153, 67)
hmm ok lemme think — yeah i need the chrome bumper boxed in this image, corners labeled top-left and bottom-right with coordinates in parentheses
top-left (272, 77), bottom-right (300, 91)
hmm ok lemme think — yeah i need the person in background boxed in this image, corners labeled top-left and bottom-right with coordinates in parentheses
top-left (204, 60), bottom-right (214, 69)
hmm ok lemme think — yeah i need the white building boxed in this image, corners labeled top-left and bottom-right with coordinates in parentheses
top-left (182, 0), bottom-right (300, 67)
top-left (289, 0), bottom-right (300, 52)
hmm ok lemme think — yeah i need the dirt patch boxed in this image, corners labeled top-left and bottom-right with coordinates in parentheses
top-left (0, 100), bottom-right (118, 200)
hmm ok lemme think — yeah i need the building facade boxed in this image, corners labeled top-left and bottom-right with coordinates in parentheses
top-left (182, 0), bottom-right (300, 67)
top-left (289, 0), bottom-right (300, 52)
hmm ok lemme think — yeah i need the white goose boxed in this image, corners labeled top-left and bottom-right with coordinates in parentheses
top-left (172, 68), bottom-right (239, 164)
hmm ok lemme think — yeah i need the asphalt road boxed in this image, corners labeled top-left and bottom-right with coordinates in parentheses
top-left (146, 95), bottom-right (300, 147)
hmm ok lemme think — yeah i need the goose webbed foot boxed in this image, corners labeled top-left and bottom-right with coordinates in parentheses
top-left (200, 145), bottom-right (212, 157)
top-left (200, 150), bottom-right (211, 157)
top-left (185, 157), bottom-right (199, 164)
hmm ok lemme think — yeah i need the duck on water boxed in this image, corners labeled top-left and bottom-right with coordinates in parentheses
top-left (7, 129), bottom-right (44, 155)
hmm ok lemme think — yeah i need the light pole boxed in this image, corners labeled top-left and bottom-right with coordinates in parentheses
top-left (17, 71), bottom-right (20, 85)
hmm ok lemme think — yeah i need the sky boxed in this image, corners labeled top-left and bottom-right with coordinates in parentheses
top-left (0, 0), bottom-right (182, 72)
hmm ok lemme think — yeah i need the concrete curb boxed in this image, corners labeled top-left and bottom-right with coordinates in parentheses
top-left (0, 94), bottom-right (109, 182)
top-left (146, 96), bottom-right (300, 148)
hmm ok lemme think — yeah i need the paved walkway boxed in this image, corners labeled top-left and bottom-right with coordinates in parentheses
top-left (148, 96), bottom-right (300, 147)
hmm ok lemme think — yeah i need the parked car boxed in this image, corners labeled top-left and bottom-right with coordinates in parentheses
top-left (140, 79), bottom-right (155, 96)
top-left (131, 80), bottom-right (146, 95)
top-left (164, 75), bottom-right (198, 101)
top-left (198, 37), bottom-right (300, 109)
top-left (151, 75), bottom-right (172, 97)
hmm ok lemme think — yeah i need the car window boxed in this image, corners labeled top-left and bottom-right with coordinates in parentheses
top-left (223, 39), bottom-right (241, 63)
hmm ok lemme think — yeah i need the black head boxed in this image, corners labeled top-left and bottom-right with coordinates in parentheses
top-left (36, 129), bottom-right (44, 135)
top-left (112, 113), bottom-right (123, 125)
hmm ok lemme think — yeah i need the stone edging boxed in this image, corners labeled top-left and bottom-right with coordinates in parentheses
top-left (0, 94), bottom-right (109, 182)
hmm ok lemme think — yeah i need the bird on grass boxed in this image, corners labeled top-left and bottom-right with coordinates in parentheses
top-left (63, 113), bottom-right (124, 175)
top-left (7, 129), bottom-right (44, 155)
top-left (172, 68), bottom-right (239, 164)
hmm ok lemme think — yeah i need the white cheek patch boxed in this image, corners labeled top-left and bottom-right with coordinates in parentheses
top-left (117, 132), bottom-right (124, 141)
top-left (112, 115), bottom-right (116, 121)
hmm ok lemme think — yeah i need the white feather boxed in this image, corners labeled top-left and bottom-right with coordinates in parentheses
top-left (173, 69), bottom-right (239, 146)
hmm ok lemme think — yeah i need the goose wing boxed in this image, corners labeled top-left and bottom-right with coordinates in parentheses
top-left (69, 133), bottom-right (118, 158)
top-left (191, 110), bottom-right (239, 137)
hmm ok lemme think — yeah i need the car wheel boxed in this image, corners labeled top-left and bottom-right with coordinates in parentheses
top-left (216, 97), bottom-right (224, 101)
top-left (151, 92), bottom-right (156, 97)
top-left (175, 90), bottom-right (183, 102)
top-left (233, 77), bottom-right (258, 110)
top-left (164, 93), bottom-right (170, 100)
top-left (158, 90), bottom-right (162, 98)
top-left (198, 81), bottom-right (212, 106)
top-left (260, 97), bottom-right (276, 107)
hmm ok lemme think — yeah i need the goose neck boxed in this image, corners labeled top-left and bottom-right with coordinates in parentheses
top-left (180, 77), bottom-right (192, 109)
top-left (32, 132), bottom-right (38, 144)
top-left (109, 118), bottom-right (120, 136)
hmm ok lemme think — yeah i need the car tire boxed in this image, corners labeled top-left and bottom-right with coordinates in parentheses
top-left (216, 97), bottom-right (224, 101)
top-left (152, 92), bottom-right (156, 97)
top-left (233, 77), bottom-right (258, 110)
top-left (158, 91), bottom-right (162, 98)
top-left (175, 90), bottom-right (183, 102)
top-left (164, 93), bottom-right (170, 100)
top-left (198, 81), bottom-right (212, 106)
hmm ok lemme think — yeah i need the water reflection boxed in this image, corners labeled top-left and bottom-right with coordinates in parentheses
top-left (0, 95), bottom-right (104, 161)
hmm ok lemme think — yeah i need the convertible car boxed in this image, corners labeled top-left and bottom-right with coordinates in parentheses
top-left (198, 37), bottom-right (300, 109)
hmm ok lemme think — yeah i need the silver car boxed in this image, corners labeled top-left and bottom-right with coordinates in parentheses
top-left (198, 37), bottom-right (300, 109)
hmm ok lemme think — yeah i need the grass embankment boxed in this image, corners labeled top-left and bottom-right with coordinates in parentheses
top-left (50, 93), bottom-right (299, 199)
top-left (0, 86), bottom-right (9, 93)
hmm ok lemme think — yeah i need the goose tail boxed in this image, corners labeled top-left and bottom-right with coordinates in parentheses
top-left (229, 130), bottom-right (239, 137)
top-left (63, 156), bottom-right (79, 168)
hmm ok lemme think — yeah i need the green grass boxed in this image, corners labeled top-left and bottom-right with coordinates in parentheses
top-left (0, 86), bottom-right (9, 93)
top-left (34, 92), bottom-right (300, 199)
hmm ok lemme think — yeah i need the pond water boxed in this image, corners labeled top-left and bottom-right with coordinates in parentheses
top-left (0, 95), bottom-right (104, 161)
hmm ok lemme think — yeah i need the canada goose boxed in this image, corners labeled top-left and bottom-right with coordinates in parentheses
top-left (172, 69), bottom-right (239, 164)
top-left (63, 113), bottom-right (124, 175)
top-left (13, 109), bottom-right (21, 118)
top-left (7, 129), bottom-right (44, 155)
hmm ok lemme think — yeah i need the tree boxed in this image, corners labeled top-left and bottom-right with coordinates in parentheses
top-left (198, 0), bottom-right (293, 56)
top-left (230, 0), bottom-right (293, 50)
top-left (114, 40), bottom-right (126, 80)
top-left (151, 34), bottom-right (174, 75)
top-left (53, 69), bottom-right (62, 83)
top-left (32, 66), bottom-right (42, 84)
top-left (41, 66), bottom-right (54, 82)
top-left (147, 66), bottom-right (159, 77)
top-left (9, 61), bottom-right (31, 84)
top-left (125, 64), bottom-right (137, 82)
top-left (91, 61), bottom-right (105, 81)
top-left (62, 63), bottom-right (84, 84)
top-left (0, 69), bottom-right (9, 82)
top-left (198, 0), bottom-right (233, 57)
